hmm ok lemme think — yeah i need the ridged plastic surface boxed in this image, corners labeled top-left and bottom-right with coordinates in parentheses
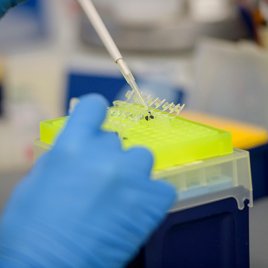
top-left (40, 101), bottom-right (233, 171)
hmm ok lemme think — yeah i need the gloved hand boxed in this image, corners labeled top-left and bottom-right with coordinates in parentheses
top-left (0, 0), bottom-right (26, 17)
top-left (0, 94), bottom-right (177, 268)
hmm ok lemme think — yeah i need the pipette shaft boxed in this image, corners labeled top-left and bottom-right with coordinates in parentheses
top-left (76, 0), bottom-right (147, 107)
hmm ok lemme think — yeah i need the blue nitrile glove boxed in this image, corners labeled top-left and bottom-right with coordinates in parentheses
top-left (0, 94), bottom-right (177, 268)
top-left (0, 0), bottom-right (25, 17)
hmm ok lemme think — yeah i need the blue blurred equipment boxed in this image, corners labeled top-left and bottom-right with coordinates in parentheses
top-left (0, 0), bottom-right (25, 17)
top-left (0, 94), bottom-right (176, 268)
top-left (66, 69), bottom-right (184, 113)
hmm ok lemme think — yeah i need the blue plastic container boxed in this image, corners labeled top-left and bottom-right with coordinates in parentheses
top-left (128, 196), bottom-right (249, 268)
top-left (35, 112), bottom-right (252, 268)
top-left (249, 143), bottom-right (268, 200)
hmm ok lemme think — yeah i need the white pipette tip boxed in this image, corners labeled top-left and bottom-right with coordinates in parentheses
top-left (116, 58), bottom-right (148, 108)
top-left (76, 0), bottom-right (148, 108)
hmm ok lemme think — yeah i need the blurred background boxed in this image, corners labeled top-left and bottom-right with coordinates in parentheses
top-left (1, 0), bottom-right (268, 266)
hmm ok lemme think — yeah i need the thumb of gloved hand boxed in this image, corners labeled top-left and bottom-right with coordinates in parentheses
top-left (0, 94), bottom-right (177, 268)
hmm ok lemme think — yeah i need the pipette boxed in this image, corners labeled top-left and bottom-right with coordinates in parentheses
top-left (76, 0), bottom-right (148, 108)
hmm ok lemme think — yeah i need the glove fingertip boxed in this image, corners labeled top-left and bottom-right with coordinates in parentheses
top-left (79, 94), bottom-right (108, 108)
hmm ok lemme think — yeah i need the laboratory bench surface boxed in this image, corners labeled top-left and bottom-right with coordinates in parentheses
top-left (1, 170), bottom-right (268, 268)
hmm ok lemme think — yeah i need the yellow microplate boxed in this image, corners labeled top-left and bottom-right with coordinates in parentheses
top-left (182, 111), bottom-right (268, 149)
top-left (40, 101), bottom-right (233, 171)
